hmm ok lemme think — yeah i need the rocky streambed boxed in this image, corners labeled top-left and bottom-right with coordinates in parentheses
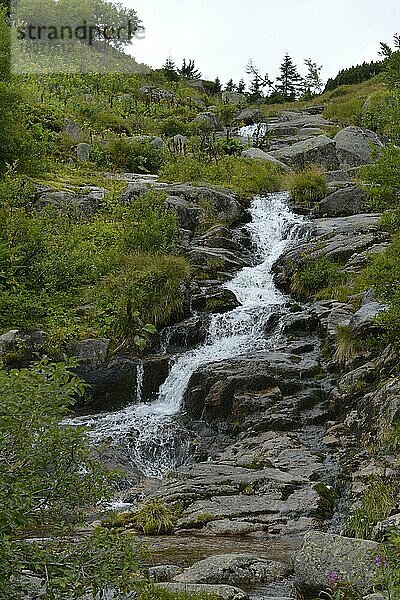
top-left (5, 109), bottom-right (399, 599)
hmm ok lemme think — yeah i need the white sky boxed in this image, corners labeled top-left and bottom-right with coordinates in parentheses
top-left (126, 0), bottom-right (400, 86)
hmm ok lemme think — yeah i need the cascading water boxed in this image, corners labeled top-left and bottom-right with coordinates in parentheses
top-left (238, 123), bottom-right (268, 140)
top-left (68, 192), bottom-right (305, 478)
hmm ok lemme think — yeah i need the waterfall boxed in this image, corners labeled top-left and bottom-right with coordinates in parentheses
top-left (238, 123), bottom-right (268, 140)
top-left (68, 193), bottom-right (305, 478)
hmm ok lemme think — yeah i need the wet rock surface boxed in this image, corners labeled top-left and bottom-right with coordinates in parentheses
top-left (174, 553), bottom-right (290, 586)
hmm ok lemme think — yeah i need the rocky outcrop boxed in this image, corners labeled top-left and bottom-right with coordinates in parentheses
top-left (138, 86), bottom-right (174, 101)
top-left (273, 214), bottom-right (389, 290)
top-left (316, 186), bottom-right (369, 217)
top-left (222, 92), bottom-right (246, 105)
top-left (36, 186), bottom-right (106, 217)
top-left (293, 531), bottom-right (379, 594)
top-left (74, 355), bottom-right (170, 413)
top-left (183, 351), bottom-right (322, 421)
top-left (236, 109), bottom-right (263, 124)
top-left (195, 112), bottom-right (222, 131)
top-left (0, 329), bottom-right (46, 366)
top-left (241, 148), bottom-right (291, 171)
top-left (271, 135), bottom-right (339, 171)
top-left (174, 554), bottom-right (290, 586)
top-left (334, 126), bottom-right (384, 167)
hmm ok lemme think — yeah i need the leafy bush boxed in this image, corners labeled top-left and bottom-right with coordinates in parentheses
top-left (285, 166), bottom-right (329, 205)
top-left (217, 138), bottom-right (245, 156)
top-left (118, 190), bottom-right (179, 254)
top-left (159, 116), bottom-right (189, 138)
top-left (291, 257), bottom-right (345, 297)
top-left (99, 137), bottom-right (164, 174)
top-left (0, 358), bottom-right (142, 598)
top-left (93, 253), bottom-right (191, 332)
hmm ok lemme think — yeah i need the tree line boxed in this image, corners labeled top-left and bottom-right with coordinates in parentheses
top-left (162, 53), bottom-right (323, 104)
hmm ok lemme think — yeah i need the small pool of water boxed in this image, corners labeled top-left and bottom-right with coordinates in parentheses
top-left (141, 531), bottom-right (302, 568)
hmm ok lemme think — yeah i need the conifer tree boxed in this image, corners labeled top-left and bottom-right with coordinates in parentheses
top-left (237, 78), bottom-right (246, 94)
top-left (225, 78), bottom-right (236, 92)
top-left (163, 55), bottom-right (178, 80)
top-left (276, 53), bottom-right (303, 102)
top-left (246, 60), bottom-right (273, 102)
top-left (178, 58), bottom-right (202, 79)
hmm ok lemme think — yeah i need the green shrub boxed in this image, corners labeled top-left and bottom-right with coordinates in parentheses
top-left (99, 137), bottom-right (163, 174)
top-left (134, 498), bottom-right (178, 535)
top-left (286, 166), bottom-right (329, 205)
top-left (159, 116), bottom-right (189, 138)
top-left (92, 253), bottom-right (191, 332)
top-left (291, 257), bottom-right (345, 297)
top-left (217, 138), bottom-right (244, 156)
top-left (359, 145), bottom-right (400, 210)
top-left (118, 190), bottom-right (179, 254)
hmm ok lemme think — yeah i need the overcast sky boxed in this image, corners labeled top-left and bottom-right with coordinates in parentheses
top-left (127, 0), bottom-right (399, 86)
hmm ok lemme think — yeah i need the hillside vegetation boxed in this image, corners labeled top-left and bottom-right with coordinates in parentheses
top-left (3, 0), bottom-right (400, 595)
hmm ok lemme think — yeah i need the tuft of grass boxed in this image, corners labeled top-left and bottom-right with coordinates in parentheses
top-left (134, 498), bottom-right (179, 536)
top-left (345, 478), bottom-right (398, 539)
top-left (285, 166), bottom-right (329, 205)
top-left (333, 325), bottom-right (361, 365)
top-left (291, 257), bottom-right (345, 298)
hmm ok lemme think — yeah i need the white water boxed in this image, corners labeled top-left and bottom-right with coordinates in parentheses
top-left (238, 123), bottom-right (268, 139)
top-left (68, 193), bottom-right (304, 478)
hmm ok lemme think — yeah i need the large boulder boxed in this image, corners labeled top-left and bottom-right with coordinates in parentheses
top-left (163, 196), bottom-right (202, 231)
top-left (235, 108), bottom-right (263, 124)
top-left (272, 135), bottom-right (339, 170)
top-left (71, 339), bottom-right (110, 369)
top-left (74, 357), bottom-right (140, 413)
top-left (293, 531), bottom-right (379, 593)
top-left (138, 86), bottom-right (174, 101)
top-left (175, 554), bottom-right (290, 586)
top-left (334, 126), bottom-right (384, 167)
top-left (0, 329), bottom-right (46, 365)
top-left (349, 301), bottom-right (388, 335)
top-left (195, 112), bottom-right (222, 131)
top-left (127, 135), bottom-right (164, 149)
top-left (76, 142), bottom-right (91, 162)
top-left (317, 186), bottom-right (369, 217)
top-left (222, 92), bottom-right (247, 105)
top-left (36, 186), bottom-right (106, 217)
top-left (241, 148), bottom-right (291, 171)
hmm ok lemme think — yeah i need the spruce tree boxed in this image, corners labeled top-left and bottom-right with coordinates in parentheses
top-left (225, 78), bottom-right (236, 92)
top-left (276, 53), bottom-right (303, 102)
top-left (237, 78), bottom-right (246, 94)
top-left (178, 58), bottom-right (202, 79)
top-left (163, 55), bottom-right (178, 81)
top-left (246, 60), bottom-right (273, 102)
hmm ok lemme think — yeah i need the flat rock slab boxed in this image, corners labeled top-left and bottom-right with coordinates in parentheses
top-left (293, 531), bottom-right (379, 593)
top-left (175, 553), bottom-right (290, 586)
top-left (155, 582), bottom-right (248, 600)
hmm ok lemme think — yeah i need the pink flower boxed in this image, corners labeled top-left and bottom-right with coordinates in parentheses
top-left (327, 570), bottom-right (340, 584)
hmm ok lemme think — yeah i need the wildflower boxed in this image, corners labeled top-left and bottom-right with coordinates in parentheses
top-left (374, 554), bottom-right (388, 568)
top-left (327, 570), bottom-right (340, 584)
